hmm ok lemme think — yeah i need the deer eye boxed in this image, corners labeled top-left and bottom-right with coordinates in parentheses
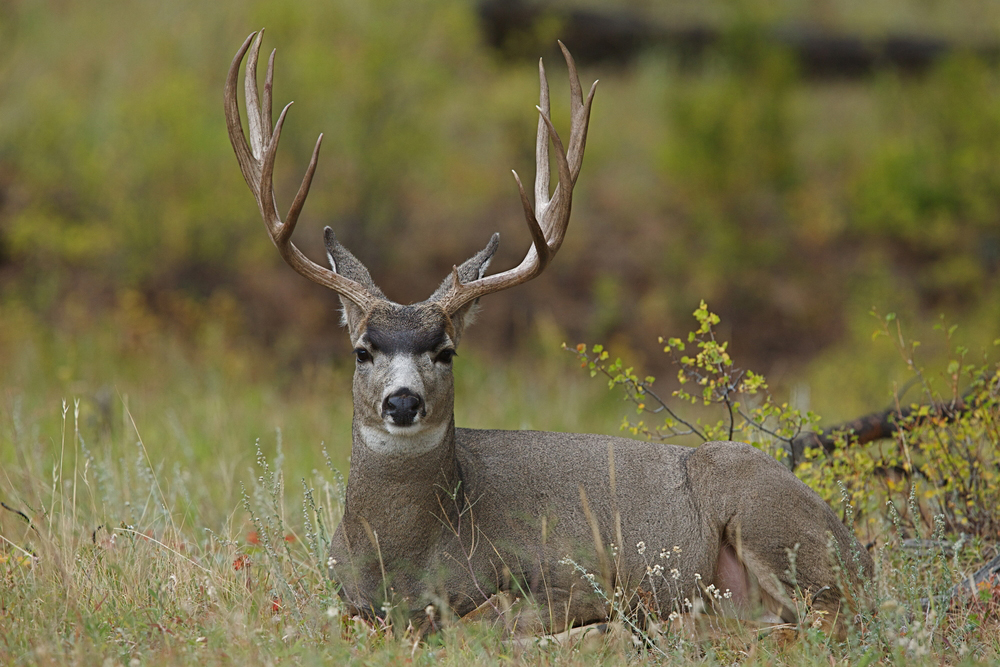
top-left (434, 348), bottom-right (456, 365)
top-left (354, 348), bottom-right (373, 364)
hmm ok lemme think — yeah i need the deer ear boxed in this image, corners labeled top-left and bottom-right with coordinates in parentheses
top-left (430, 233), bottom-right (499, 343)
top-left (324, 227), bottom-right (385, 337)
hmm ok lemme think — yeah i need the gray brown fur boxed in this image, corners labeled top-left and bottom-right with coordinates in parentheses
top-left (332, 427), bottom-right (872, 631)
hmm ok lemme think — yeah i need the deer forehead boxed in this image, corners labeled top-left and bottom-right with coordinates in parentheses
top-left (356, 305), bottom-right (454, 355)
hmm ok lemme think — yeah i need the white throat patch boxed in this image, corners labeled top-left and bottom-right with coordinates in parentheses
top-left (359, 422), bottom-right (448, 456)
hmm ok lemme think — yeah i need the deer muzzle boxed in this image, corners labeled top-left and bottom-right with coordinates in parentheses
top-left (382, 388), bottom-right (425, 427)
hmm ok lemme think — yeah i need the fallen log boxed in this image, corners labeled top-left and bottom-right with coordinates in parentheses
top-left (787, 369), bottom-right (1000, 465)
top-left (478, 0), bottom-right (999, 77)
top-left (788, 399), bottom-right (969, 465)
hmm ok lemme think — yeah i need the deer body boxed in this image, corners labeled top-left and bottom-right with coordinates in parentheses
top-left (331, 383), bottom-right (869, 632)
top-left (225, 31), bottom-right (873, 636)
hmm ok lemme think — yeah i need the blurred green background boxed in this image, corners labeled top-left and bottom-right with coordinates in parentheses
top-left (2, 0), bottom-right (1000, 446)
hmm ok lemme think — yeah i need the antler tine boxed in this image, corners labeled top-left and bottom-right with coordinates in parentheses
top-left (536, 103), bottom-right (574, 245)
top-left (512, 169), bottom-right (551, 270)
top-left (534, 58), bottom-right (551, 214)
top-left (257, 100), bottom-right (292, 237)
top-left (244, 32), bottom-right (268, 161)
top-left (285, 133), bottom-right (325, 243)
top-left (558, 40), bottom-right (596, 183)
top-left (263, 49), bottom-right (275, 141)
top-left (224, 32), bottom-right (375, 310)
top-left (438, 44), bottom-right (596, 316)
top-left (225, 33), bottom-right (261, 192)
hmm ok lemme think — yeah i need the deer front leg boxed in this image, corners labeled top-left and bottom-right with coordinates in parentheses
top-left (462, 593), bottom-right (620, 649)
top-left (459, 591), bottom-right (545, 635)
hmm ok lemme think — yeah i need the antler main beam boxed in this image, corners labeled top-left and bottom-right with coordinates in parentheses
top-left (224, 31), bottom-right (375, 310)
top-left (438, 42), bottom-right (597, 316)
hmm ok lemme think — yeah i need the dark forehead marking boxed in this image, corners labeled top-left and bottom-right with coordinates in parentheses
top-left (364, 305), bottom-right (450, 355)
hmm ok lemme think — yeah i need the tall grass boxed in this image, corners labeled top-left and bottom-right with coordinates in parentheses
top-left (2, 302), bottom-right (999, 665)
top-left (0, 302), bottom-right (631, 664)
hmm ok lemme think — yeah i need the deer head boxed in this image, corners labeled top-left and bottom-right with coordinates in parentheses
top-left (224, 31), bottom-right (595, 454)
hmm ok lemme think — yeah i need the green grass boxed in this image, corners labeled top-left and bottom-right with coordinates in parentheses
top-left (2, 305), bottom-right (1000, 665)
top-left (0, 304), bottom-right (633, 664)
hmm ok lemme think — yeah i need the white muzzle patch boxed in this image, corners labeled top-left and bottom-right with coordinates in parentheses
top-left (359, 423), bottom-right (448, 456)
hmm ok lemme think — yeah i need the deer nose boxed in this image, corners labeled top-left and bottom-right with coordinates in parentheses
top-left (383, 388), bottom-right (424, 426)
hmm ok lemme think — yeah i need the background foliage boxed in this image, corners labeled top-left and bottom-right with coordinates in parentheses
top-left (2, 0), bottom-right (999, 403)
top-left (2, 0), bottom-right (1000, 664)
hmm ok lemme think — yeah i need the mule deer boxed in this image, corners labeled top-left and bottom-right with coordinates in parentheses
top-left (225, 31), bottom-right (873, 637)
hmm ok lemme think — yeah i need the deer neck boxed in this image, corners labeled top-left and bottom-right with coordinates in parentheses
top-left (344, 416), bottom-right (461, 537)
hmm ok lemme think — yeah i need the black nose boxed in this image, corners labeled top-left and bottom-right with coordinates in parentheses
top-left (383, 388), bottom-right (424, 426)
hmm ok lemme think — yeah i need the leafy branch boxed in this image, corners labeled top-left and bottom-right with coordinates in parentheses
top-left (566, 301), bottom-right (819, 455)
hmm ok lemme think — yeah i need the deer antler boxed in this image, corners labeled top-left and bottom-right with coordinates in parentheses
top-left (225, 31), bottom-right (376, 310)
top-left (438, 42), bottom-right (597, 317)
